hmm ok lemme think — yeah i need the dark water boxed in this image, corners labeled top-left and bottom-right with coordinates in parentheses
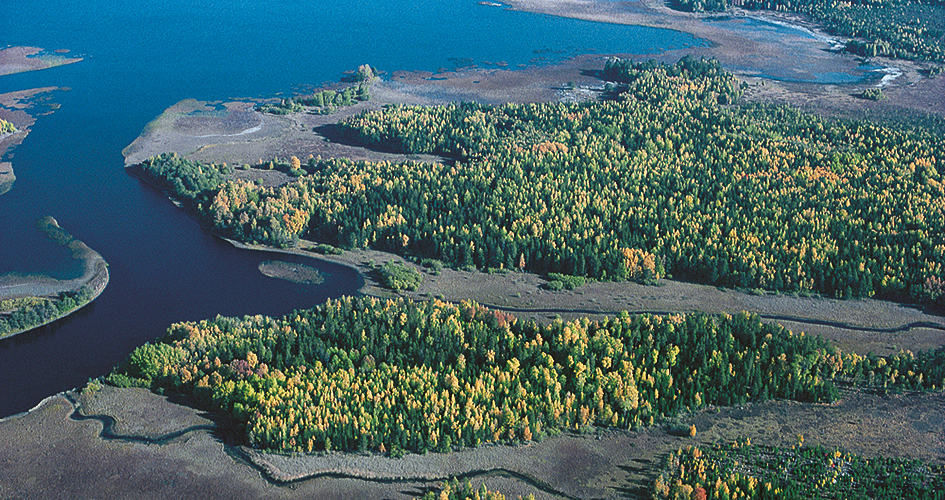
top-left (0, 1), bottom-right (706, 417)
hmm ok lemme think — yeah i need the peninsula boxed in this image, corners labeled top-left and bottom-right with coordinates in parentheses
top-left (0, 217), bottom-right (109, 339)
top-left (0, 46), bottom-right (78, 195)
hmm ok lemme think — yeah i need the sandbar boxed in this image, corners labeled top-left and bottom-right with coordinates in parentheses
top-left (258, 260), bottom-right (326, 285)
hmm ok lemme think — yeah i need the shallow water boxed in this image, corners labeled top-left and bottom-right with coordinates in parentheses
top-left (703, 16), bottom-right (886, 84)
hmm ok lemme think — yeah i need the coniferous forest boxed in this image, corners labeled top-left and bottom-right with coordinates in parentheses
top-left (671, 0), bottom-right (945, 63)
top-left (141, 57), bottom-right (945, 306)
top-left (114, 57), bottom-right (945, 496)
top-left (109, 296), bottom-right (945, 455)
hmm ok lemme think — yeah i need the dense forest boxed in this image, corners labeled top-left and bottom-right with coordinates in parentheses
top-left (672, 0), bottom-right (945, 63)
top-left (109, 297), bottom-right (945, 454)
top-left (141, 57), bottom-right (945, 305)
top-left (655, 440), bottom-right (945, 500)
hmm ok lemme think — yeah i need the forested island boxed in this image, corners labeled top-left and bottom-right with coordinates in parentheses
top-left (108, 56), bottom-right (945, 498)
top-left (1, 0), bottom-right (943, 497)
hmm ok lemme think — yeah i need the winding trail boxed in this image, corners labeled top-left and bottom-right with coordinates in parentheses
top-left (63, 392), bottom-right (216, 446)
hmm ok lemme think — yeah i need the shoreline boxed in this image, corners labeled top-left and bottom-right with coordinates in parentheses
top-left (0, 86), bottom-right (68, 195)
top-left (225, 238), bottom-right (945, 357)
top-left (0, 217), bottom-right (110, 340)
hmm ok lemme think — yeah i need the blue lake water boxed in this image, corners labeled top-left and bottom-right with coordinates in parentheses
top-left (0, 0), bottom-right (709, 416)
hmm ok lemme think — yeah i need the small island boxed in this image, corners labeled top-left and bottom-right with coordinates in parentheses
top-left (0, 217), bottom-right (109, 339)
top-left (0, 46), bottom-right (82, 77)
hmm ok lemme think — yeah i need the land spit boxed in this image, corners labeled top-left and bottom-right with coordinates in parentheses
top-left (0, 218), bottom-right (110, 340)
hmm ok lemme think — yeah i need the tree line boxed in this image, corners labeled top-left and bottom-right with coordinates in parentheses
top-left (0, 285), bottom-right (96, 338)
top-left (672, 0), bottom-right (945, 63)
top-left (139, 57), bottom-right (945, 305)
top-left (656, 440), bottom-right (945, 500)
top-left (256, 65), bottom-right (377, 115)
top-left (108, 296), bottom-right (945, 455)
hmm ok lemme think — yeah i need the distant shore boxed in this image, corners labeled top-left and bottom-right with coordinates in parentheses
top-left (0, 46), bottom-right (76, 196)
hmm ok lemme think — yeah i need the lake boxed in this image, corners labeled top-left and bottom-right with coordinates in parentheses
top-left (0, 0), bottom-right (711, 417)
